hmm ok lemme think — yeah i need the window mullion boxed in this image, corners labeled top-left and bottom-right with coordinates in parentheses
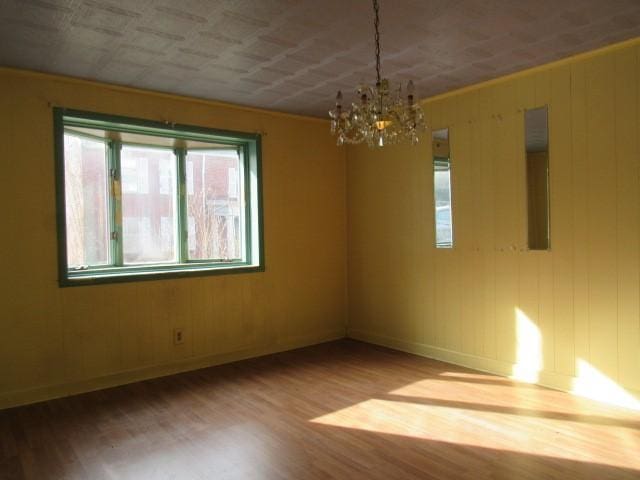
top-left (176, 147), bottom-right (188, 264)
top-left (110, 140), bottom-right (123, 266)
top-left (240, 144), bottom-right (251, 264)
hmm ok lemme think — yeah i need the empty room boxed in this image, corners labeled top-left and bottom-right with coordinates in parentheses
top-left (1, 0), bottom-right (640, 478)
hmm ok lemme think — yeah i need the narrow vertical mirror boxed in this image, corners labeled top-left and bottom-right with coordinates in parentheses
top-left (525, 106), bottom-right (550, 250)
top-left (433, 128), bottom-right (453, 248)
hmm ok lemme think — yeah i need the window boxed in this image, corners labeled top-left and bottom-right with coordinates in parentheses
top-left (432, 128), bottom-right (453, 248)
top-left (54, 109), bottom-right (263, 286)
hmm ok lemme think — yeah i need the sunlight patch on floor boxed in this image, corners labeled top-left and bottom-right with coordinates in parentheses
top-left (573, 359), bottom-right (640, 411)
top-left (310, 398), bottom-right (640, 470)
top-left (438, 372), bottom-right (506, 380)
top-left (388, 378), bottom-right (529, 407)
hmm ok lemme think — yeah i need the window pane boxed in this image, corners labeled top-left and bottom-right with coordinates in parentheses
top-left (121, 146), bottom-right (177, 264)
top-left (64, 133), bottom-right (110, 268)
top-left (433, 128), bottom-right (453, 248)
top-left (186, 150), bottom-right (244, 261)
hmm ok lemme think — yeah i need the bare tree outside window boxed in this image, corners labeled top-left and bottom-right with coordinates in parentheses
top-left (186, 151), bottom-right (243, 260)
top-left (63, 134), bottom-right (110, 267)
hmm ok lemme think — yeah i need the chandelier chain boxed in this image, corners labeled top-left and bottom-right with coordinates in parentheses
top-left (373, 0), bottom-right (381, 85)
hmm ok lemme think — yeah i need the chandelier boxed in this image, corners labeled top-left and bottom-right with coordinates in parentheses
top-left (329, 0), bottom-right (426, 147)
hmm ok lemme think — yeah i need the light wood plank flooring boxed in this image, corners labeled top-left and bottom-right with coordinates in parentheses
top-left (1, 339), bottom-right (639, 479)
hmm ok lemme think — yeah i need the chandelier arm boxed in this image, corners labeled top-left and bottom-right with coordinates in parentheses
top-left (373, 0), bottom-right (381, 85)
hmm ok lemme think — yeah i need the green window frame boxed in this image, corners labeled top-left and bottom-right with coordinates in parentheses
top-left (54, 108), bottom-right (264, 286)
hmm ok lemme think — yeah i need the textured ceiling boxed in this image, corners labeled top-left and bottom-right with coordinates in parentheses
top-left (1, 0), bottom-right (639, 118)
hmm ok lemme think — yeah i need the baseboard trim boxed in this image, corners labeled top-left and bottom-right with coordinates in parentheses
top-left (0, 329), bottom-right (346, 410)
top-left (348, 328), bottom-right (514, 376)
top-left (348, 329), bottom-right (640, 410)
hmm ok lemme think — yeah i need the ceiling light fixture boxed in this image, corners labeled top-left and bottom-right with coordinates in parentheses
top-left (329, 0), bottom-right (426, 147)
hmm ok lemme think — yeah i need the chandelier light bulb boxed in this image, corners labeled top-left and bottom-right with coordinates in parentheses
top-left (375, 116), bottom-right (392, 131)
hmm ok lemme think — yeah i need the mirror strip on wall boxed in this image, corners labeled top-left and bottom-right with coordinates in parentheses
top-left (524, 106), bottom-right (550, 250)
top-left (433, 128), bottom-right (453, 248)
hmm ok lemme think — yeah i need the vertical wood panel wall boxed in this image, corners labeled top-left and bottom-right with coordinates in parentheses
top-left (347, 40), bottom-right (640, 405)
top-left (0, 69), bottom-right (347, 409)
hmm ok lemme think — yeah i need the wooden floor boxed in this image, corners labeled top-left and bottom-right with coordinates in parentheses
top-left (1, 340), bottom-right (639, 480)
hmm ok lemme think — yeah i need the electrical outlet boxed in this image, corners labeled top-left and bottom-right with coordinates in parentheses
top-left (173, 328), bottom-right (185, 345)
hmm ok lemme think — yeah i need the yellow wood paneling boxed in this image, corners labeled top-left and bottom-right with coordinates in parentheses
top-left (585, 54), bottom-right (618, 381)
top-left (615, 46), bottom-right (640, 390)
top-left (480, 116), bottom-right (497, 360)
top-left (539, 252), bottom-right (555, 373)
top-left (469, 102), bottom-right (484, 357)
top-left (347, 39), bottom-right (640, 406)
top-left (550, 64), bottom-right (575, 377)
top-left (570, 60), bottom-right (591, 375)
top-left (0, 69), bottom-right (347, 408)
top-left (454, 101), bottom-right (475, 355)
